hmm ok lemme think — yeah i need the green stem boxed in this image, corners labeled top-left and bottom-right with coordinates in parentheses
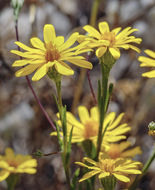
top-left (55, 80), bottom-right (63, 108)
top-left (129, 146), bottom-right (155, 190)
top-left (55, 80), bottom-right (71, 189)
top-left (90, 0), bottom-right (102, 26)
top-left (6, 174), bottom-right (19, 190)
top-left (96, 63), bottom-right (110, 159)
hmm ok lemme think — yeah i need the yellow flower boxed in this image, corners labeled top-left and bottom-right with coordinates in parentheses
top-left (11, 24), bottom-right (92, 81)
top-left (138, 49), bottom-right (155, 78)
top-left (75, 156), bottom-right (142, 183)
top-left (0, 148), bottom-right (37, 182)
top-left (78, 21), bottom-right (142, 59)
top-left (51, 106), bottom-right (131, 149)
top-left (100, 141), bottom-right (142, 159)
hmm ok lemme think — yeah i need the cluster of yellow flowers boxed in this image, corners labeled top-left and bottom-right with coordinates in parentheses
top-left (11, 22), bottom-right (155, 80)
top-left (10, 21), bottom-right (155, 187)
top-left (51, 106), bottom-right (142, 183)
top-left (0, 148), bottom-right (37, 182)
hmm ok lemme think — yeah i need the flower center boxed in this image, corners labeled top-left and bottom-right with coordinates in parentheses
top-left (101, 32), bottom-right (116, 46)
top-left (84, 120), bottom-right (98, 139)
top-left (45, 43), bottom-right (60, 62)
top-left (108, 144), bottom-right (121, 159)
top-left (99, 159), bottom-right (116, 173)
top-left (8, 160), bottom-right (19, 168)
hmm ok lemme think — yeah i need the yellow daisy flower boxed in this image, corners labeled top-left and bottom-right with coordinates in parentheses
top-left (100, 141), bottom-right (142, 159)
top-left (0, 148), bottom-right (37, 182)
top-left (78, 21), bottom-right (142, 59)
top-left (138, 49), bottom-right (155, 78)
top-left (11, 24), bottom-right (93, 81)
top-left (75, 156), bottom-right (142, 183)
top-left (51, 106), bottom-right (131, 148)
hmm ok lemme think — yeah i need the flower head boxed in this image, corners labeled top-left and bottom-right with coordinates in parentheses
top-left (78, 21), bottom-right (142, 59)
top-left (11, 24), bottom-right (92, 81)
top-left (100, 141), bottom-right (142, 159)
top-left (0, 148), bottom-right (37, 182)
top-left (138, 49), bottom-right (155, 78)
top-left (75, 156), bottom-right (142, 183)
top-left (51, 106), bottom-right (131, 149)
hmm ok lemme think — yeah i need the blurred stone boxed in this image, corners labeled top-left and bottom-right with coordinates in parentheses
top-left (120, 0), bottom-right (140, 22)
top-left (0, 102), bottom-right (34, 131)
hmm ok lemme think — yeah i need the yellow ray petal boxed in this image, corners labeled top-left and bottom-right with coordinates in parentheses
top-left (142, 70), bottom-right (155, 78)
top-left (0, 170), bottom-right (10, 182)
top-left (145, 49), bottom-right (155, 59)
top-left (98, 172), bottom-right (110, 178)
top-left (32, 64), bottom-right (48, 81)
top-left (66, 112), bottom-right (84, 129)
top-left (79, 170), bottom-right (101, 182)
top-left (59, 32), bottom-right (79, 52)
top-left (55, 36), bottom-right (64, 46)
top-left (113, 173), bottom-right (130, 182)
top-left (12, 60), bottom-right (28, 67)
top-left (96, 47), bottom-right (107, 58)
top-left (55, 61), bottom-right (74, 76)
top-left (67, 58), bottom-right (93, 69)
top-left (99, 22), bottom-right (110, 34)
top-left (83, 25), bottom-right (101, 39)
top-left (90, 107), bottom-right (99, 121)
top-left (109, 47), bottom-right (120, 59)
top-left (78, 106), bottom-right (90, 124)
top-left (30, 37), bottom-right (46, 51)
top-left (44, 24), bottom-right (56, 44)
top-left (112, 27), bottom-right (122, 35)
top-left (15, 64), bottom-right (40, 77)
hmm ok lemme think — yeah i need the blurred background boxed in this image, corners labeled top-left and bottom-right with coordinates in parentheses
top-left (0, 0), bottom-right (155, 189)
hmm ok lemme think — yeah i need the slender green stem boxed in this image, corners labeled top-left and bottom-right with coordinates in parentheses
top-left (90, 0), bottom-right (102, 26)
top-left (142, 147), bottom-right (155, 175)
top-left (129, 146), bottom-right (155, 190)
top-left (96, 63), bottom-right (110, 159)
top-left (55, 80), bottom-right (63, 108)
top-left (6, 174), bottom-right (19, 190)
top-left (55, 80), bottom-right (71, 189)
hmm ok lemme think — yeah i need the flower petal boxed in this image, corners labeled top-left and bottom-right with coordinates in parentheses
top-left (67, 58), bottom-right (93, 69)
top-left (78, 106), bottom-right (90, 124)
top-left (96, 47), bottom-right (107, 58)
top-left (79, 170), bottom-right (101, 182)
top-left (30, 37), bottom-right (46, 51)
top-left (98, 172), bottom-right (110, 178)
top-left (59, 32), bottom-right (79, 52)
top-left (55, 61), bottom-right (74, 76)
top-left (109, 47), bottom-right (120, 59)
top-left (99, 22), bottom-right (110, 34)
top-left (83, 25), bottom-right (101, 39)
top-left (145, 49), bottom-right (155, 59)
top-left (44, 24), bottom-right (56, 44)
top-left (90, 107), bottom-right (99, 121)
top-left (142, 70), bottom-right (155, 78)
top-left (113, 173), bottom-right (130, 182)
top-left (32, 64), bottom-right (48, 81)
top-left (15, 64), bottom-right (40, 77)
top-left (0, 170), bottom-right (10, 182)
